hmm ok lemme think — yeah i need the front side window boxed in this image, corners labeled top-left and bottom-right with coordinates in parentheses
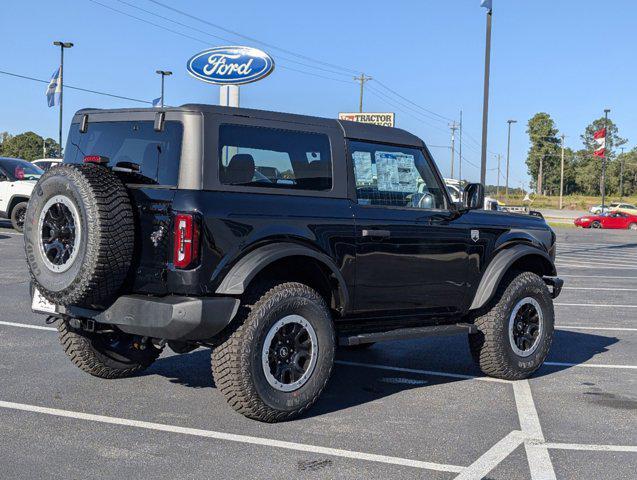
top-left (65, 121), bottom-right (183, 185)
top-left (219, 124), bottom-right (332, 191)
top-left (0, 159), bottom-right (43, 181)
top-left (349, 141), bottom-right (446, 209)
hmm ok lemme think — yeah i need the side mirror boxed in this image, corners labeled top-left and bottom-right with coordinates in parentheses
top-left (463, 183), bottom-right (485, 210)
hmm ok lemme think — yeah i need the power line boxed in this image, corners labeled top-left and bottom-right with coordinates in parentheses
top-left (373, 79), bottom-right (454, 123)
top-left (0, 69), bottom-right (152, 104)
top-left (148, 0), bottom-right (362, 75)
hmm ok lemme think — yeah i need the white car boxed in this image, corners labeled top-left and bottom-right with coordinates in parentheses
top-left (32, 158), bottom-right (62, 171)
top-left (0, 157), bottom-right (44, 231)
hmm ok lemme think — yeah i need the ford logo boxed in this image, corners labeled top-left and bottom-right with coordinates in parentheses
top-left (187, 46), bottom-right (275, 85)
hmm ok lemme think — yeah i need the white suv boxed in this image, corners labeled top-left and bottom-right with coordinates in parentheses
top-left (0, 157), bottom-right (43, 231)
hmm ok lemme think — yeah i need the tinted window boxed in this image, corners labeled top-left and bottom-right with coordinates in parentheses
top-left (218, 124), bottom-right (332, 191)
top-left (0, 158), bottom-right (44, 181)
top-left (349, 141), bottom-right (446, 209)
top-left (64, 121), bottom-right (183, 185)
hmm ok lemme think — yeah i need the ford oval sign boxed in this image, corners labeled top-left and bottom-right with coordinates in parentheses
top-left (187, 46), bottom-right (274, 86)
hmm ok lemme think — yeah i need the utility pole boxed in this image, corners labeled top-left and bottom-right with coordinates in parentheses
top-left (449, 122), bottom-right (458, 178)
top-left (620, 147), bottom-right (625, 200)
top-left (537, 157), bottom-right (543, 195)
top-left (496, 153), bottom-right (501, 196)
top-left (53, 41), bottom-right (73, 156)
top-left (458, 110), bottom-right (463, 182)
top-left (601, 108), bottom-right (610, 209)
top-left (354, 74), bottom-right (372, 113)
top-left (155, 70), bottom-right (172, 107)
top-left (505, 119), bottom-right (517, 199)
top-left (480, 2), bottom-right (493, 185)
top-left (559, 134), bottom-right (565, 209)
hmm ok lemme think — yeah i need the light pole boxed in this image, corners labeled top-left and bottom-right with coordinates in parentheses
top-left (505, 119), bottom-right (517, 199)
top-left (53, 41), bottom-right (73, 156)
top-left (480, 1), bottom-right (493, 185)
top-left (601, 108), bottom-right (610, 209)
top-left (559, 134), bottom-right (565, 209)
top-left (155, 70), bottom-right (172, 108)
top-left (620, 147), bottom-right (625, 200)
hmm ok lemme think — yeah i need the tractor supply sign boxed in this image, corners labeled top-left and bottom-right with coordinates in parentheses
top-left (338, 112), bottom-right (395, 127)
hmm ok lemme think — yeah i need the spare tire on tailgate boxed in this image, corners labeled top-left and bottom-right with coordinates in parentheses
top-left (24, 164), bottom-right (134, 307)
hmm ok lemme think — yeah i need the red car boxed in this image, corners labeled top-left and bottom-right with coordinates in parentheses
top-left (574, 211), bottom-right (637, 229)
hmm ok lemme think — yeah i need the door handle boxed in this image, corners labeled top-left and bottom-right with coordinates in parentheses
top-left (362, 229), bottom-right (391, 238)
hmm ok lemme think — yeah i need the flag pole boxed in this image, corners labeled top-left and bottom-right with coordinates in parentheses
top-left (480, 1), bottom-right (493, 185)
top-left (53, 41), bottom-right (73, 157)
top-left (601, 109), bottom-right (610, 209)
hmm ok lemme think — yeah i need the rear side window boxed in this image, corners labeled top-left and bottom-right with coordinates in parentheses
top-left (64, 121), bottom-right (183, 185)
top-left (218, 124), bottom-right (332, 191)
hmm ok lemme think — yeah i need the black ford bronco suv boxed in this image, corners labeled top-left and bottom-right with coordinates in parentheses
top-left (25, 105), bottom-right (562, 422)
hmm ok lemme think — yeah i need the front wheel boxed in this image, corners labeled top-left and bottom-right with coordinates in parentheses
top-left (591, 221), bottom-right (602, 229)
top-left (10, 201), bottom-right (27, 232)
top-left (469, 271), bottom-right (554, 380)
top-left (211, 282), bottom-right (335, 422)
top-left (628, 223), bottom-right (637, 231)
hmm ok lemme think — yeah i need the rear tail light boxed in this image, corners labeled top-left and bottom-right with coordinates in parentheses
top-left (173, 213), bottom-right (200, 269)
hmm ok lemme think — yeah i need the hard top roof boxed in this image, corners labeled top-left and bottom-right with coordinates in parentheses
top-left (74, 104), bottom-right (425, 148)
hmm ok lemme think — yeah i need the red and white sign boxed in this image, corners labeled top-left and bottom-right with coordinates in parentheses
top-left (593, 128), bottom-right (606, 158)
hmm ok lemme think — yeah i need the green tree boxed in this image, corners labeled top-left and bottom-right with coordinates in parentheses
top-left (579, 117), bottom-right (627, 196)
top-left (0, 131), bottom-right (60, 161)
top-left (525, 113), bottom-right (561, 195)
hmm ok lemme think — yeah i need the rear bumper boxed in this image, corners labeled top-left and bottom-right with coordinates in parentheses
top-left (60, 295), bottom-right (240, 341)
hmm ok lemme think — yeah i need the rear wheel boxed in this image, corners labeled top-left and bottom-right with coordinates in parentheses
top-left (469, 271), bottom-right (554, 380)
top-left (58, 320), bottom-right (161, 379)
top-left (10, 201), bottom-right (27, 232)
top-left (629, 223), bottom-right (637, 230)
top-left (591, 220), bottom-right (602, 228)
top-left (212, 282), bottom-right (335, 422)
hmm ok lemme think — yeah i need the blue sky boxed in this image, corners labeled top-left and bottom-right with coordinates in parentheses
top-left (1, 0), bottom-right (635, 189)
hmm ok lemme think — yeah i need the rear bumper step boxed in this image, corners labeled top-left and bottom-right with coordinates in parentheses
top-left (339, 323), bottom-right (477, 346)
top-left (59, 295), bottom-right (240, 341)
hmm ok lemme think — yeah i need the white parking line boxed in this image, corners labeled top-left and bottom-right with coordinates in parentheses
top-left (562, 286), bottom-right (637, 291)
top-left (0, 230), bottom-right (23, 236)
top-left (557, 325), bottom-right (637, 332)
top-left (335, 360), bottom-right (509, 383)
top-left (0, 320), bottom-right (56, 332)
top-left (557, 263), bottom-right (637, 270)
top-left (544, 361), bottom-right (637, 370)
top-left (555, 303), bottom-right (637, 308)
top-left (512, 380), bottom-right (557, 480)
top-left (559, 274), bottom-right (637, 279)
top-left (0, 400), bottom-right (464, 473)
top-left (453, 431), bottom-right (525, 480)
top-left (544, 442), bottom-right (637, 453)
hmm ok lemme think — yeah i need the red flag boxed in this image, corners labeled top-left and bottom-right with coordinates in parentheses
top-left (593, 128), bottom-right (606, 158)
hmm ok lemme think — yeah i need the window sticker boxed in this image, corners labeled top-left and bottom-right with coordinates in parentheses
top-left (375, 151), bottom-right (419, 192)
top-left (353, 151), bottom-right (374, 185)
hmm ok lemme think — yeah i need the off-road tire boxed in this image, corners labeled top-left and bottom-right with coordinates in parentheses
top-left (58, 320), bottom-right (161, 379)
top-left (469, 271), bottom-right (554, 380)
top-left (24, 164), bottom-right (134, 307)
top-left (10, 201), bottom-right (27, 232)
top-left (211, 282), bottom-right (335, 422)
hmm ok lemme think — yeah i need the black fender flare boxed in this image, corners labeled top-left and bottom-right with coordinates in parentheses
top-left (469, 244), bottom-right (556, 311)
top-left (215, 242), bottom-right (349, 311)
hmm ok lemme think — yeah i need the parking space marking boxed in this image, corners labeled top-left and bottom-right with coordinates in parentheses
top-left (559, 274), bottom-right (637, 279)
top-left (557, 325), bottom-right (637, 332)
top-left (512, 380), bottom-right (557, 480)
top-left (335, 360), bottom-right (510, 383)
top-left (562, 286), bottom-right (637, 291)
top-left (453, 431), bottom-right (525, 480)
top-left (544, 442), bottom-right (637, 453)
top-left (0, 400), bottom-right (464, 473)
top-left (555, 302), bottom-right (637, 308)
top-left (544, 361), bottom-right (637, 370)
top-left (0, 231), bottom-right (23, 236)
top-left (557, 263), bottom-right (637, 270)
top-left (0, 320), bottom-right (56, 332)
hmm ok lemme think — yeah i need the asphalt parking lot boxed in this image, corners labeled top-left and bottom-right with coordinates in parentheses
top-left (0, 220), bottom-right (635, 479)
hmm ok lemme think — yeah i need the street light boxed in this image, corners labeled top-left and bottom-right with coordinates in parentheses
top-left (505, 119), bottom-right (517, 199)
top-left (53, 41), bottom-right (73, 156)
top-left (155, 70), bottom-right (172, 108)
